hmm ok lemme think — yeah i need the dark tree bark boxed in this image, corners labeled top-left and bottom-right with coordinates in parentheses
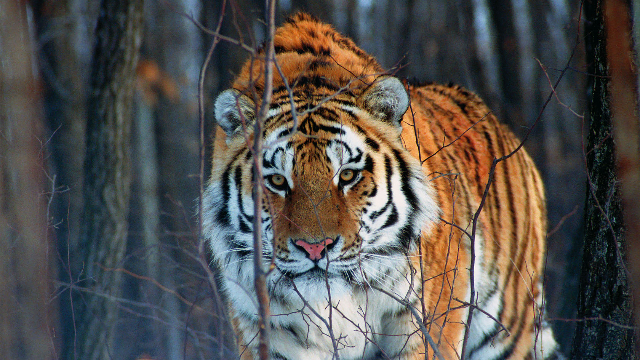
top-left (0, 2), bottom-right (55, 359)
top-left (605, 0), bottom-right (640, 351)
top-left (69, 0), bottom-right (144, 359)
top-left (570, 0), bottom-right (636, 358)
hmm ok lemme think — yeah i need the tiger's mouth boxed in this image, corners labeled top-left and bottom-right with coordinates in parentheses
top-left (281, 265), bottom-right (334, 280)
top-left (278, 265), bottom-right (359, 295)
top-left (271, 236), bottom-right (367, 287)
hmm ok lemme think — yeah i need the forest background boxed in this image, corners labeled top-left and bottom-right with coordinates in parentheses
top-left (1, 0), bottom-right (638, 359)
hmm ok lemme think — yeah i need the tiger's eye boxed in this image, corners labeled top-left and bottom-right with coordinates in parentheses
top-left (270, 174), bottom-right (286, 187)
top-left (340, 169), bottom-right (355, 183)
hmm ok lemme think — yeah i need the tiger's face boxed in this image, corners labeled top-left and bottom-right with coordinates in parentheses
top-left (204, 77), bottom-right (438, 298)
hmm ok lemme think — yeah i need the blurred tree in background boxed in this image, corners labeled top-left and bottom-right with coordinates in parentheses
top-left (3, 0), bottom-right (637, 358)
top-left (0, 2), bottom-right (54, 359)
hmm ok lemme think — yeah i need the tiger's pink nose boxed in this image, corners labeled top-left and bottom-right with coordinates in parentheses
top-left (294, 238), bottom-right (334, 261)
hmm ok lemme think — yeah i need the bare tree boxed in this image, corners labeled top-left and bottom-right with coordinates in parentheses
top-left (30, 0), bottom-right (99, 355)
top-left (70, 0), bottom-right (144, 359)
top-left (0, 1), bottom-right (55, 359)
top-left (570, 0), bottom-right (637, 358)
top-left (606, 0), bottom-right (640, 350)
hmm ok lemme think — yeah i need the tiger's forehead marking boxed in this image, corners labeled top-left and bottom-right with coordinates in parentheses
top-left (263, 98), bottom-right (367, 133)
top-left (263, 121), bottom-right (369, 173)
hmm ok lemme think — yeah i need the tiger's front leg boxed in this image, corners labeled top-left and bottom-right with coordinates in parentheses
top-left (378, 308), bottom-right (466, 360)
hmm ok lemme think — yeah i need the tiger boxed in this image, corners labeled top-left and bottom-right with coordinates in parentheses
top-left (203, 12), bottom-right (561, 360)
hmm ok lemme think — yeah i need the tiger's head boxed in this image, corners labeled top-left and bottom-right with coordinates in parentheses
top-left (203, 14), bottom-right (438, 301)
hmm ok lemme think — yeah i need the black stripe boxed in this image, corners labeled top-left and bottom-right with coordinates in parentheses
top-left (277, 127), bottom-right (294, 139)
top-left (499, 132), bottom-right (519, 263)
top-left (482, 131), bottom-right (501, 267)
top-left (239, 215), bottom-right (252, 233)
top-left (501, 274), bottom-right (535, 359)
top-left (313, 106), bottom-right (340, 121)
top-left (330, 139), bottom-right (354, 160)
top-left (391, 148), bottom-right (419, 208)
top-left (215, 149), bottom-right (246, 227)
top-left (316, 123), bottom-right (345, 135)
top-left (397, 223), bottom-right (416, 249)
top-left (226, 236), bottom-right (251, 261)
top-left (293, 75), bottom-right (340, 92)
top-left (369, 156), bottom-right (394, 221)
top-left (308, 58), bottom-right (332, 70)
top-left (234, 166), bottom-right (254, 224)
top-left (364, 155), bottom-right (374, 174)
top-left (368, 184), bottom-right (377, 198)
top-left (339, 105), bottom-right (358, 120)
top-left (364, 137), bottom-right (380, 151)
top-left (270, 350), bottom-right (290, 360)
top-left (352, 148), bottom-right (363, 164)
top-left (497, 338), bottom-right (518, 360)
top-left (297, 42), bottom-right (331, 56)
top-left (381, 204), bottom-right (398, 229)
top-left (299, 117), bottom-right (319, 134)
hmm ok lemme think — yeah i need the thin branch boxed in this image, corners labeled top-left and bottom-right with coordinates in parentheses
top-left (182, 11), bottom-right (256, 55)
top-left (459, 5), bottom-right (583, 356)
top-left (94, 265), bottom-right (214, 315)
top-left (548, 316), bottom-right (638, 330)
top-left (423, 114), bottom-right (489, 163)
top-left (453, 298), bottom-right (510, 337)
top-left (290, 281), bottom-right (342, 360)
top-left (371, 285), bottom-right (446, 360)
top-left (253, 2), bottom-right (277, 359)
top-left (196, 3), bottom-right (235, 358)
top-left (546, 205), bottom-right (579, 238)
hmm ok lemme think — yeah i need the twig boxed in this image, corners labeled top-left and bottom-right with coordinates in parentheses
top-left (546, 205), bottom-right (579, 238)
top-left (95, 264), bottom-right (213, 315)
top-left (459, 4), bottom-right (582, 355)
top-left (423, 114), bottom-right (489, 163)
top-left (453, 298), bottom-right (510, 337)
top-left (252, 2), bottom-right (277, 359)
top-left (290, 281), bottom-right (342, 360)
top-left (371, 286), bottom-right (446, 360)
top-left (547, 316), bottom-right (638, 330)
top-left (181, 11), bottom-right (255, 55)
top-left (197, 3), bottom-right (232, 356)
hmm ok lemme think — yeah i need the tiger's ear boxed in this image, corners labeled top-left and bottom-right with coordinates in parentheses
top-left (358, 77), bottom-right (409, 130)
top-left (214, 89), bottom-right (256, 136)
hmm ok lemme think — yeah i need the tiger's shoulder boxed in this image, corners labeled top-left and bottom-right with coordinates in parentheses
top-left (402, 81), bottom-right (519, 178)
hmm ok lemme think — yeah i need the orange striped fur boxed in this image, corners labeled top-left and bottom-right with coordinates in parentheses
top-left (204, 13), bottom-right (559, 360)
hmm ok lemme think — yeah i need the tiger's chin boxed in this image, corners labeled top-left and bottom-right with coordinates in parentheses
top-left (274, 265), bottom-right (359, 302)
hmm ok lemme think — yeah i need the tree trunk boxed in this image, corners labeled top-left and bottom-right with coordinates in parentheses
top-left (0, 2), bottom-right (55, 359)
top-left (570, 0), bottom-right (636, 358)
top-left (32, 1), bottom-right (97, 354)
top-left (605, 0), bottom-right (640, 352)
top-left (70, 0), bottom-right (144, 359)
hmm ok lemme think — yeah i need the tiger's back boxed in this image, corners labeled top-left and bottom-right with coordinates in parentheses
top-left (205, 13), bottom-right (559, 360)
top-left (404, 83), bottom-right (551, 358)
